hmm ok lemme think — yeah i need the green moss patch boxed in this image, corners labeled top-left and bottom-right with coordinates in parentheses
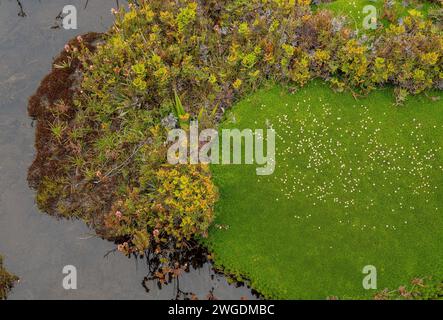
top-left (207, 81), bottom-right (443, 299)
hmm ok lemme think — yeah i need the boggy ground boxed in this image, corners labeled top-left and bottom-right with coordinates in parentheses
top-left (27, 32), bottom-right (112, 234)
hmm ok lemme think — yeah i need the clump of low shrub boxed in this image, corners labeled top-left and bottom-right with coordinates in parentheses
top-left (0, 256), bottom-right (18, 300)
top-left (374, 9), bottom-right (442, 101)
top-left (104, 164), bottom-right (217, 255)
top-left (28, 0), bottom-right (442, 282)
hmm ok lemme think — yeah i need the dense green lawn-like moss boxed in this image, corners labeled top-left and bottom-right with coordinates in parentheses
top-left (207, 81), bottom-right (443, 299)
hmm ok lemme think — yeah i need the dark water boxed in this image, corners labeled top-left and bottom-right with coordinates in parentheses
top-left (0, 0), bottom-right (255, 300)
